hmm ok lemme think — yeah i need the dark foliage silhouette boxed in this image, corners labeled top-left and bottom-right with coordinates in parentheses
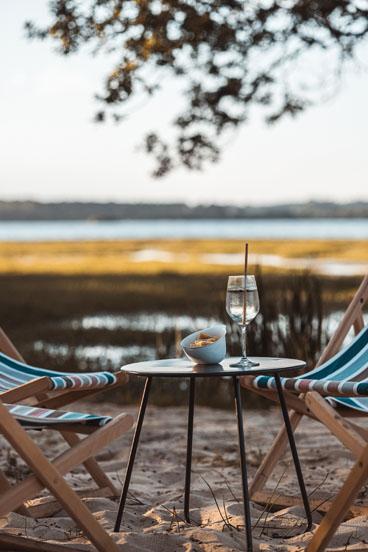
top-left (26, 1), bottom-right (368, 175)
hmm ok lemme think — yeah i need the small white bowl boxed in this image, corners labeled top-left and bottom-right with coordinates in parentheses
top-left (181, 324), bottom-right (227, 364)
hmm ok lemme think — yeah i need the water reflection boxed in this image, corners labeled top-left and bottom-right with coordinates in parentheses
top-left (34, 341), bottom-right (156, 367)
top-left (69, 312), bottom-right (220, 332)
top-left (36, 310), bottom-right (367, 370)
top-left (69, 310), bottom-right (354, 336)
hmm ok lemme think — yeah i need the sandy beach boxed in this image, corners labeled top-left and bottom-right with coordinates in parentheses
top-left (1, 401), bottom-right (368, 551)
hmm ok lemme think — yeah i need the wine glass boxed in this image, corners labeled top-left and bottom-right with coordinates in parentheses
top-left (226, 275), bottom-right (260, 368)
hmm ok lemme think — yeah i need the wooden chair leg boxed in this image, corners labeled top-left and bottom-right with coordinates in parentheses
top-left (250, 410), bottom-right (303, 496)
top-left (0, 408), bottom-right (133, 552)
top-left (353, 309), bottom-right (364, 334)
top-left (0, 413), bottom-right (133, 513)
top-left (61, 431), bottom-right (119, 496)
top-left (0, 436), bottom-right (121, 552)
top-left (35, 391), bottom-right (120, 497)
top-left (305, 392), bottom-right (366, 458)
top-left (306, 443), bottom-right (368, 552)
top-left (0, 378), bottom-right (52, 404)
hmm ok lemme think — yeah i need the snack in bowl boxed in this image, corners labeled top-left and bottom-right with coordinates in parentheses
top-left (181, 324), bottom-right (226, 364)
top-left (189, 333), bottom-right (220, 348)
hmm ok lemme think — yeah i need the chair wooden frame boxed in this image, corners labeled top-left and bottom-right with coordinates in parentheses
top-left (0, 400), bottom-right (133, 552)
top-left (0, 328), bottom-right (129, 498)
top-left (240, 274), bottom-right (368, 551)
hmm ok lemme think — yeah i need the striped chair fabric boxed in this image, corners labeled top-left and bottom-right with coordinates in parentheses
top-left (249, 325), bottom-right (368, 412)
top-left (7, 403), bottom-right (112, 428)
top-left (0, 351), bottom-right (118, 392)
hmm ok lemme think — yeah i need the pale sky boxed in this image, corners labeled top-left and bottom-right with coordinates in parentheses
top-left (1, 1), bottom-right (368, 205)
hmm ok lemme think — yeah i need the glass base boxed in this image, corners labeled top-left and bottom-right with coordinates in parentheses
top-left (230, 357), bottom-right (260, 368)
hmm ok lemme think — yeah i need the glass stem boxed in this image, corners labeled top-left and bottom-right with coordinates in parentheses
top-left (241, 324), bottom-right (247, 359)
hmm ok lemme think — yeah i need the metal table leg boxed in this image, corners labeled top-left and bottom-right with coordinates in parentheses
top-left (274, 372), bottom-right (313, 532)
top-left (184, 376), bottom-right (195, 523)
top-left (233, 376), bottom-right (253, 552)
top-left (114, 376), bottom-right (152, 532)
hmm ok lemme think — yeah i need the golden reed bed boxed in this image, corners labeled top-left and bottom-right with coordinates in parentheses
top-left (0, 239), bottom-right (366, 275)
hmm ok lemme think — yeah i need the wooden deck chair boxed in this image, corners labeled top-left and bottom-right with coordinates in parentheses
top-left (0, 399), bottom-right (133, 552)
top-left (240, 274), bottom-right (368, 551)
top-left (0, 328), bottom-right (129, 498)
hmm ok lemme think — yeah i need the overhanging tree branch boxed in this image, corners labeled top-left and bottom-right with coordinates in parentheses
top-left (26, 0), bottom-right (368, 176)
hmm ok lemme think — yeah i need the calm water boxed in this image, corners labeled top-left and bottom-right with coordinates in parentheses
top-left (0, 218), bottom-right (367, 241)
top-left (35, 310), bottom-right (368, 367)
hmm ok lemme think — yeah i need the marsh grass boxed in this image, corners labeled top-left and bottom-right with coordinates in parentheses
top-left (0, 239), bottom-right (366, 274)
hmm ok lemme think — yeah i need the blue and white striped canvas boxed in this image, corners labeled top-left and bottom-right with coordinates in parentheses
top-left (249, 325), bottom-right (368, 413)
top-left (7, 403), bottom-right (112, 428)
top-left (0, 351), bottom-right (117, 392)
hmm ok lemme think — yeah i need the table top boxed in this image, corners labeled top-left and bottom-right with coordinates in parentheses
top-left (121, 357), bottom-right (306, 377)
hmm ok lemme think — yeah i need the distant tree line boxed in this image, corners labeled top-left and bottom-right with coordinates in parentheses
top-left (0, 201), bottom-right (367, 221)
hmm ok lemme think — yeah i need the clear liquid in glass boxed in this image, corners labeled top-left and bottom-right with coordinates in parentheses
top-left (226, 288), bottom-right (259, 326)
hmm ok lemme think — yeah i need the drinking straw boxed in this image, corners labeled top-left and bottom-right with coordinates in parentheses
top-left (243, 242), bottom-right (248, 325)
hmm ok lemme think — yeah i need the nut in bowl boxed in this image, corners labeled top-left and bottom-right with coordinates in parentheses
top-left (181, 324), bottom-right (227, 365)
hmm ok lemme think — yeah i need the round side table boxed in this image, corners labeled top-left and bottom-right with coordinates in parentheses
top-left (114, 357), bottom-right (312, 551)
